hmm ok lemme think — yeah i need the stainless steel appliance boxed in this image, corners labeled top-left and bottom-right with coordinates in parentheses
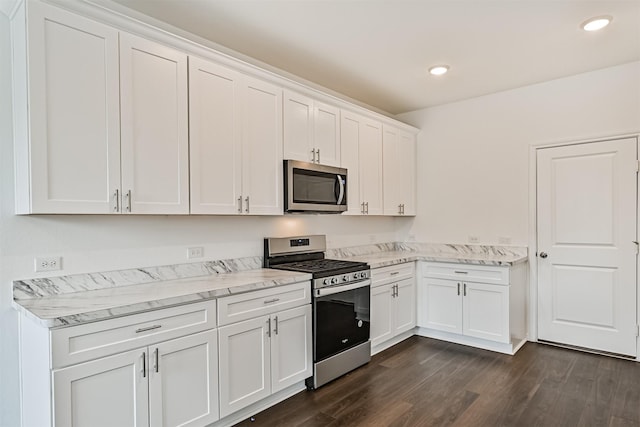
top-left (264, 235), bottom-right (371, 389)
top-left (284, 160), bottom-right (347, 213)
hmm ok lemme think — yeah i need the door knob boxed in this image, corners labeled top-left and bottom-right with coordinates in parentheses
top-left (539, 252), bottom-right (548, 258)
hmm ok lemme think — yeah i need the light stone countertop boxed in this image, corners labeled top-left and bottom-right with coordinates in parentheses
top-left (336, 250), bottom-right (528, 269)
top-left (13, 269), bottom-right (311, 328)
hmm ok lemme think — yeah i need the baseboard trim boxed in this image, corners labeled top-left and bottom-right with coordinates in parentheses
top-left (371, 329), bottom-right (416, 355)
top-left (416, 327), bottom-right (527, 355)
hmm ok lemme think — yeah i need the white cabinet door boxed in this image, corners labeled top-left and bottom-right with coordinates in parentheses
top-left (340, 111), bottom-right (362, 215)
top-left (359, 118), bottom-right (383, 215)
top-left (314, 101), bottom-right (340, 167)
top-left (423, 278), bottom-right (462, 334)
top-left (370, 284), bottom-right (394, 347)
top-left (188, 57), bottom-right (243, 214)
top-left (242, 77), bottom-right (283, 215)
top-left (53, 348), bottom-right (149, 427)
top-left (283, 90), bottom-right (314, 163)
top-left (462, 282), bottom-right (510, 344)
top-left (398, 131), bottom-right (416, 216)
top-left (218, 316), bottom-right (271, 418)
top-left (382, 125), bottom-right (400, 215)
top-left (120, 33), bottom-right (189, 214)
top-left (394, 278), bottom-right (416, 335)
top-left (271, 305), bottom-right (312, 393)
top-left (149, 330), bottom-right (219, 427)
top-left (25, 1), bottom-right (120, 214)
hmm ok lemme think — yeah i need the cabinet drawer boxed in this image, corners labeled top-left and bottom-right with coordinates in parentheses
top-left (51, 300), bottom-right (216, 368)
top-left (371, 263), bottom-right (414, 287)
top-left (217, 282), bottom-right (311, 326)
top-left (422, 262), bottom-right (509, 286)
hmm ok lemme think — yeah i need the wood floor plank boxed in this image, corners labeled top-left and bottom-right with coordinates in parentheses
top-left (234, 338), bottom-right (640, 427)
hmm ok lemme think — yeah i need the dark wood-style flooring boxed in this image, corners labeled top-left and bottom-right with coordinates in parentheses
top-left (236, 336), bottom-right (640, 427)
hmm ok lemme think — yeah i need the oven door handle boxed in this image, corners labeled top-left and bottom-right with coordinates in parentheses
top-left (315, 280), bottom-right (370, 297)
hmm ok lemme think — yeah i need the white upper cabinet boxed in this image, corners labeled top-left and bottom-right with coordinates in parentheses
top-left (383, 125), bottom-right (416, 216)
top-left (16, 1), bottom-right (121, 214)
top-left (189, 58), bottom-right (282, 215)
top-left (340, 111), bottom-right (383, 215)
top-left (120, 34), bottom-right (190, 214)
top-left (188, 57), bottom-right (243, 214)
top-left (14, 2), bottom-right (190, 215)
top-left (284, 90), bottom-right (340, 167)
top-left (242, 77), bottom-right (284, 215)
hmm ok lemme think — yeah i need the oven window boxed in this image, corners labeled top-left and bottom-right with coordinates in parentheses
top-left (292, 169), bottom-right (340, 204)
top-left (314, 286), bottom-right (370, 361)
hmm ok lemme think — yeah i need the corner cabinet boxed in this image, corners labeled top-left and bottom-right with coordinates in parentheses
top-left (189, 56), bottom-right (283, 215)
top-left (417, 261), bottom-right (528, 355)
top-left (283, 90), bottom-right (340, 167)
top-left (370, 263), bottom-right (416, 354)
top-left (13, 1), bottom-right (190, 214)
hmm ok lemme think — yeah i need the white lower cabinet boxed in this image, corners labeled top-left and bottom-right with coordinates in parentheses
top-left (370, 263), bottom-right (416, 352)
top-left (53, 330), bottom-right (219, 427)
top-left (418, 261), bottom-right (527, 355)
top-left (218, 304), bottom-right (312, 418)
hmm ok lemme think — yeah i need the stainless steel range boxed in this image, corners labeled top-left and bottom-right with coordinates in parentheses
top-left (264, 235), bottom-right (371, 389)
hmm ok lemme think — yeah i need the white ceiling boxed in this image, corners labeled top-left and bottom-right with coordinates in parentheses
top-left (109, 0), bottom-right (640, 115)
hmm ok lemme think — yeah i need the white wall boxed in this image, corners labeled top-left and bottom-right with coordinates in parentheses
top-left (399, 61), bottom-right (640, 246)
top-left (0, 15), bottom-right (413, 426)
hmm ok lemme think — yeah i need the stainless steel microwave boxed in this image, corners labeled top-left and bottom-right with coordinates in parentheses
top-left (284, 160), bottom-right (347, 213)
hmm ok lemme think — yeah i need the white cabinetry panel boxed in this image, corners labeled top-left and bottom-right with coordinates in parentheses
top-left (21, 1), bottom-right (120, 213)
top-left (120, 33), bottom-right (189, 214)
top-left (271, 305), bottom-right (313, 393)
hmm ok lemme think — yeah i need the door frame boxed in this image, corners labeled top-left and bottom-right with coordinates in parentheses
top-left (527, 132), bottom-right (640, 360)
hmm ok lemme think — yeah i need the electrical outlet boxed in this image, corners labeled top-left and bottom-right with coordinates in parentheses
top-left (35, 256), bottom-right (62, 272)
top-left (468, 236), bottom-right (479, 243)
top-left (187, 247), bottom-right (204, 259)
top-left (498, 236), bottom-right (512, 244)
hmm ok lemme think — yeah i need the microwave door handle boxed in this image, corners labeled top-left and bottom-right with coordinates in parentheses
top-left (336, 175), bottom-right (345, 205)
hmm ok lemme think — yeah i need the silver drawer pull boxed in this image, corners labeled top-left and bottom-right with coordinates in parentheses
top-left (135, 324), bottom-right (162, 333)
top-left (454, 271), bottom-right (468, 274)
top-left (263, 298), bottom-right (280, 304)
top-left (390, 272), bottom-right (400, 276)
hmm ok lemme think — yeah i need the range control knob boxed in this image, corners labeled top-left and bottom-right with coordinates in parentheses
top-left (323, 279), bottom-right (330, 285)
top-left (331, 277), bottom-right (338, 284)
top-left (342, 275), bottom-right (349, 282)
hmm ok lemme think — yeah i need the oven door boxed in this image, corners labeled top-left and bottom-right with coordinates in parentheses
top-left (313, 281), bottom-right (370, 362)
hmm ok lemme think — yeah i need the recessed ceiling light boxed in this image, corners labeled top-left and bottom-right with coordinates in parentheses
top-left (581, 15), bottom-right (612, 31)
top-left (429, 65), bottom-right (449, 76)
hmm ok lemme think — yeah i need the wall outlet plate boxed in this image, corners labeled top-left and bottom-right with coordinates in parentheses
top-left (35, 256), bottom-right (62, 272)
top-left (188, 247), bottom-right (204, 259)
top-left (498, 236), bottom-right (512, 244)
top-left (468, 236), bottom-right (479, 243)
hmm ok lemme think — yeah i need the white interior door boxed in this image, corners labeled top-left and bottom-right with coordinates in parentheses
top-left (537, 137), bottom-right (638, 357)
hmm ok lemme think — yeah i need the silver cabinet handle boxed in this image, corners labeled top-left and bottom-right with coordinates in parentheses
top-left (135, 324), bottom-right (162, 333)
top-left (539, 252), bottom-right (548, 258)
top-left (365, 202), bottom-right (369, 214)
top-left (264, 298), bottom-right (280, 304)
top-left (267, 317), bottom-right (271, 338)
top-left (454, 271), bottom-right (468, 274)
top-left (390, 271), bottom-right (400, 276)
top-left (401, 204), bottom-right (405, 215)
top-left (113, 189), bottom-right (120, 212)
top-left (398, 204), bottom-right (402, 215)
top-left (394, 284), bottom-right (399, 297)
top-left (126, 189), bottom-right (132, 212)
top-left (311, 149), bottom-right (316, 163)
top-left (245, 196), bottom-right (250, 213)
top-left (142, 352), bottom-right (147, 378)
top-left (274, 316), bottom-right (279, 335)
top-left (316, 149), bottom-right (320, 163)
top-left (237, 196), bottom-right (242, 213)
top-left (154, 348), bottom-right (159, 373)
top-left (361, 202), bottom-right (365, 214)
top-left (463, 283), bottom-right (467, 296)
top-left (457, 283), bottom-right (460, 296)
